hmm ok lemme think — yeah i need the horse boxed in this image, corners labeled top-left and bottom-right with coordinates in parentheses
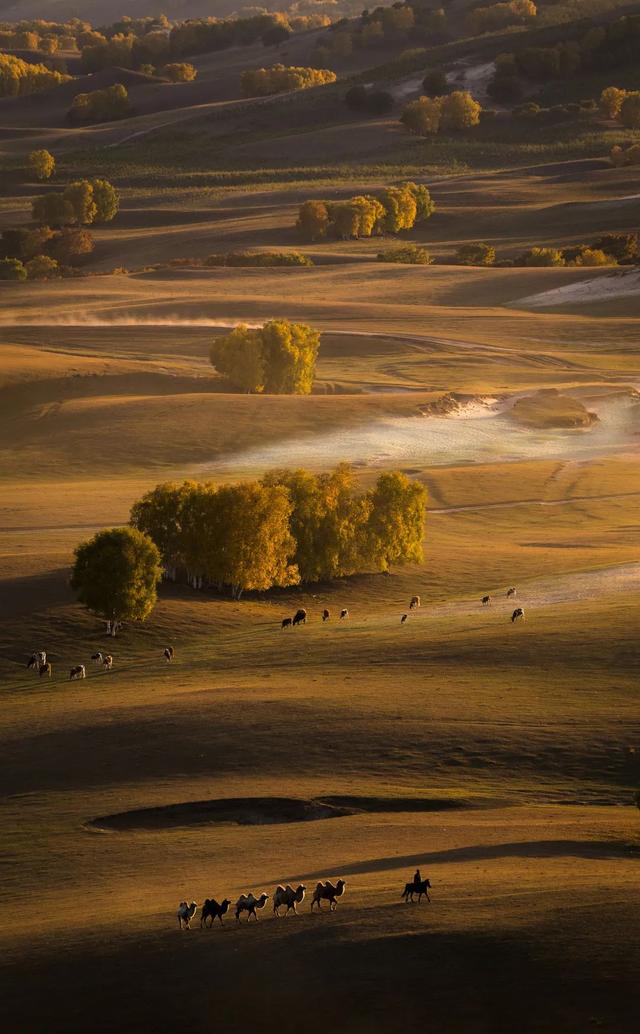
top-left (401, 878), bottom-right (431, 903)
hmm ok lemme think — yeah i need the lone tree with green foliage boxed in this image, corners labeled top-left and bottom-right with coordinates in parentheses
top-left (71, 526), bottom-right (162, 635)
top-left (210, 319), bottom-right (320, 394)
top-left (28, 148), bottom-right (55, 181)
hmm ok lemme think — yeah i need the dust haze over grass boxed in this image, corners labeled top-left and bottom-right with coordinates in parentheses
top-left (2, 8), bottom-right (640, 1032)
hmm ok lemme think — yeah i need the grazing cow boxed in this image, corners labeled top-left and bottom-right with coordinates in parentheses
top-left (401, 613), bottom-right (408, 624)
top-left (401, 878), bottom-right (432, 903)
top-left (511, 607), bottom-right (525, 623)
top-left (409, 595), bottom-right (421, 610)
top-left (311, 879), bottom-right (346, 912)
top-left (164, 647), bottom-right (174, 663)
top-left (340, 609), bottom-right (349, 620)
top-left (482, 595), bottom-right (491, 606)
top-left (322, 609), bottom-right (330, 622)
top-left (292, 609), bottom-right (307, 627)
top-left (27, 651), bottom-right (46, 671)
top-left (39, 662), bottom-right (52, 678)
top-left (235, 892), bottom-right (269, 922)
top-left (177, 901), bottom-right (198, 929)
top-left (273, 884), bottom-right (306, 917)
top-left (69, 665), bottom-right (86, 681)
top-left (506, 587), bottom-right (516, 598)
top-left (102, 655), bottom-right (113, 670)
top-left (91, 652), bottom-right (103, 665)
top-left (281, 617), bottom-right (292, 630)
top-left (200, 898), bottom-right (231, 927)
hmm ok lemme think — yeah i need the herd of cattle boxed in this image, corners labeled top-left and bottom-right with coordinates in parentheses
top-left (26, 647), bottom-right (175, 681)
top-left (25, 588), bottom-right (524, 681)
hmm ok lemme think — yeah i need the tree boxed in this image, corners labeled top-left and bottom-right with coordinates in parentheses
top-left (210, 325), bottom-right (265, 393)
top-left (32, 193), bottom-right (75, 227)
top-left (401, 96), bottom-right (442, 135)
top-left (422, 69), bottom-right (447, 97)
top-left (49, 227), bottom-right (94, 264)
top-left (404, 182), bottom-right (435, 223)
top-left (377, 244), bottom-right (433, 264)
top-left (296, 200), bottom-right (330, 240)
top-left (162, 62), bottom-right (197, 82)
top-left (457, 242), bottom-right (496, 266)
top-left (0, 258), bottom-right (26, 281)
top-left (91, 178), bottom-right (119, 223)
top-left (619, 92), bottom-right (640, 129)
top-left (130, 481), bottom-right (193, 579)
top-left (69, 83), bottom-right (131, 122)
top-left (1, 226), bottom-right (54, 261)
top-left (28, 149), bottom-right (55, 181)
top-left (64, 180), bottom-right (97, 225)
top-left (379, 185), bottom-right (417, 233)
top-left (367, 472), bottom-right (427, 570)
top-left (571, 248), bottom-right (611, 267)
top-left (25, 254), bottom-right (59, 280)
top-left (440, 91), bottom-right (481, 130)
top-left (260, 319), bottom-right (320, 394)
top-left (591, 234), bottom-right (638, 261)
top-left (328, 201), bottom-right (361, 240)
top-left (599, 86), bottom-right (626, 119)
top-left (71, 526), bottom-right (162, 635)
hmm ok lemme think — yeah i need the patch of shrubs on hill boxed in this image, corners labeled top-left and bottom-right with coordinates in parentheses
top-left (312, 3), bottom-right (449, 66)
top-left (610, 144), bottom-right (640, 167)
top-left (32, 178), bottom-right (119, 226)
top-left (205, 251), bottom-right (313, 268)
top-left (599, 87), bottom-right (640, 130)
top-left (511, 99), bottom-right (594, 124)
top-left (209, 319), bottom-right (320, 394)
top-left (454, 235), bottom-right (638, 268)
top-left (130, 465), bottom-right (427, 597)
top-left (401, 91), bottom-right (482, 136)
top-left (296, 182), bottom-right (435, 241)
top-left (377, 244), bottom-right (433, 264)
top-left (241, 64), bottom-right (336, 98)
top-left (467, 0), bottom-right (537, 36)
top-left (68, 83), bottom-right (132, 123)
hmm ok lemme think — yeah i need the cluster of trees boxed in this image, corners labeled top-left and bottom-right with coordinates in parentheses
top-left (162, 62), bottom-right (197, 82)
top-left (69, 83), bottom-right (131, 123)
top-left (0, 52), bottom-right (69, 97)
top-left (205, 251), bottom-right (313, 268)
top-left (312, 4), bottom-right (448, 64)
top-left (489, 13), bottom-right (640, 99)
top-left (240, 64), bottom-right (336, 98)
top-left (401, 91), bottom-right (482, 136)
top-left (599, 87), bottom-right (640, 130)
top-left (467, 0), bottom-right (536, 36)
top-left (32, 178), bottom-right (119, 226)
top-left (209, 319), bottom-right (320, 394)
top-left (130, 466), bottom-right (427, 598)
top-left (0, 223), bottom-right (94, 280)
top-left (456, 242), bottom-right (496, 267)
top-left (377, 244), bottom-right (433, 265)
top-left (296, 182), bottom-right (435, 241)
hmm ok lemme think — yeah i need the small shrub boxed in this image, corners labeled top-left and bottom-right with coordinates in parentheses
top-left (206, 251), bottom-right (313, 267)
top-left (25, 254), bottom-right (60, 280)
top-left (517, 246), bottom-right (565, 267)
top-left (377, 244), bottom-right (433, 264)
top-left (28, 148), bottom-right (55, 181)
top-left (572, 248), bottom-right (611, 267)
top-left (457, 242), bottom-right (496, 266)
top-left (0, 257), bottom-right (27, 280)
top-left (162, 63), bottom-right (197, 82)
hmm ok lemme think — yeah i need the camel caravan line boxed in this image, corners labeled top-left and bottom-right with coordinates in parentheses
top-left (178, 871), bottom-right (433, 929)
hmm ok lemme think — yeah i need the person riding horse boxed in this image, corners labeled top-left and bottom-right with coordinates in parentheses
top-left (413, 869), bottom-right (421, 889)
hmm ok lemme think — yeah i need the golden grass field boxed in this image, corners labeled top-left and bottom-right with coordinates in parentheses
top-left (1, 44), bottom-right (640, 1031)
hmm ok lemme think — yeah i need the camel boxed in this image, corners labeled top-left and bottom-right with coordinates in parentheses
top-left (401, 878), bottom-right (431, 903)
top-left (235, 892), bottom-right (269, 921)
top-left (311, 879), bottom-right (346, 912)
top-left (200, 898), bottom-right (231, 927)
top-left (511, 607), bottom-right (525, 622)
top-left (177, 901), bottom-right (198, 929)
top-left (273, 884), bottom-right (306, 916)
